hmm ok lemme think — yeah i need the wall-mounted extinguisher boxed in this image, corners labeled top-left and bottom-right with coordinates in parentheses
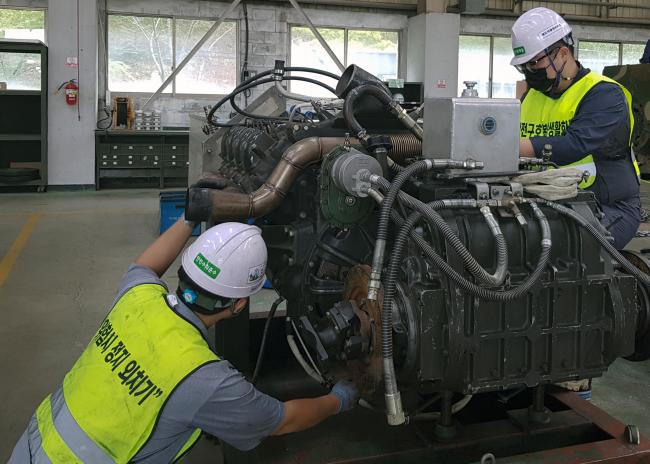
top-left (56, 79), bottom-right (78, 106)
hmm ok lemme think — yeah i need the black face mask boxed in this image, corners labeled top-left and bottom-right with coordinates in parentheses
top-left (524, 67), bottom-right (554, 93)
top-left (524, 58), bottom-right (567, 95)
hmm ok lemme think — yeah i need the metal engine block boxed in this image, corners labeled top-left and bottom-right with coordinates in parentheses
top-left (188, 64), bottom-right (650, 431)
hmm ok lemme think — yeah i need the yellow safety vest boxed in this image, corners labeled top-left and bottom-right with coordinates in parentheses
top-left (34, 284), bottom-right (219, 463)
top-left (521, 71), bottom-right (639, 189)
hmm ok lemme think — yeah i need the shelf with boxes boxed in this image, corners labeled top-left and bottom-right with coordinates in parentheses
top-left (95, 129), bottom-right (189, 189)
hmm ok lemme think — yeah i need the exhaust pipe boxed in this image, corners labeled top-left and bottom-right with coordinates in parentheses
top-left (186, 137), bottom-right (357, 222)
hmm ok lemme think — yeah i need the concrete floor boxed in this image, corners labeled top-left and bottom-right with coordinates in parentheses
top-left (1, 188), bottom-right (650, 462)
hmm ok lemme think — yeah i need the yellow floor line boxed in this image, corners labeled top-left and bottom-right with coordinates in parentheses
top-left (0, 212), bottom-right (42, 287)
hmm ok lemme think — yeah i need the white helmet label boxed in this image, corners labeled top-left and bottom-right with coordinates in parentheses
top-left (248, 264), bottom-right (265, 283)
top-left (194, 253), bottom-right (221, 279)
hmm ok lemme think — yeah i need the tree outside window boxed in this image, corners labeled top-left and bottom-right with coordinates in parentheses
top-left (0, 8), bottom-right (45, 90)
top-left (108, 15), bottom-right (237, 95)
top-left (290, 26), bottom-right (399, 97)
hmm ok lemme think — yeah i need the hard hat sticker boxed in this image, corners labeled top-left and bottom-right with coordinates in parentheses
top-left (513, 46), bottom-right (526, 56)
top-left (194, 253), bottom-right (221, 279)
top-left (248, 264), bottom-right (265, 283)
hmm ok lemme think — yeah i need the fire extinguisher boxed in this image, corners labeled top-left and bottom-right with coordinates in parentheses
top-left (56, 79), bottom-right (78, 105)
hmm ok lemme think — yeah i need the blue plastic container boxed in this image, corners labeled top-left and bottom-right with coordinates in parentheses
top-left (159, 191), bottom-right (201, 236)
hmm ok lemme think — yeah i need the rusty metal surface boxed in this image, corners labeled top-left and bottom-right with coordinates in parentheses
top-left (342, 264), bottom-right (383, 396)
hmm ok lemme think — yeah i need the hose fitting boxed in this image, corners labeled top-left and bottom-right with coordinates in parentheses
top-left (385, 391), bottom-right (406, 426)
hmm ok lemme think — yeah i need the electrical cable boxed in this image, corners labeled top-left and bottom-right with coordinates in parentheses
top-left (241, 1), bottom-right (251, 106)
top-left (251, 296), bottom-right (285, 384)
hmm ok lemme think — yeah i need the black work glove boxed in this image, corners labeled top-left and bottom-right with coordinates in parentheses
top-left (185, 178), bottom-right (229, 223)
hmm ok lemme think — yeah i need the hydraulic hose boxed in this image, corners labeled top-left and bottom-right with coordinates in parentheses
top-left (367, 188), bottom-right (553, 302)
top-left (370, 174), bottom-right (507, 290)
top-left (380, 200), bottom-right (501, 424)
top-left (368, 160), bottom-right (434, 301)
top-left (536, 199), bottom-right (650, 286)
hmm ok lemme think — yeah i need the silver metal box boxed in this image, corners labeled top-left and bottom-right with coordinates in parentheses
top-left (423, 97), bottom-right (520, 175)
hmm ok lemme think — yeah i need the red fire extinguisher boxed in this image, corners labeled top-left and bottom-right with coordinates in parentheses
top-left (56, 79), bottom-right (78, 105)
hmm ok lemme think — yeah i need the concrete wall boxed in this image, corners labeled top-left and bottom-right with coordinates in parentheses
top-left (103, 0), bottom-right (410, 126)
top-left (407, 13), bottom-right (459, 98)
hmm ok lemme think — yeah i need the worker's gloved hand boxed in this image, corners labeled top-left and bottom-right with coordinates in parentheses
top-left (185, 178), bottom-right (229, 223)
top-left (331, 379), bottom-right (359, 413)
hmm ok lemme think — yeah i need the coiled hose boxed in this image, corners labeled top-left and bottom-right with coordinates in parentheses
top-left (536, 199), bottom-right (650, 286)
top-left (374, 175), bottom-right (509, 288)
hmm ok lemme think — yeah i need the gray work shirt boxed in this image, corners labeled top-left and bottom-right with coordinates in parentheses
top-left (9, 264), bottom-right (284, 463)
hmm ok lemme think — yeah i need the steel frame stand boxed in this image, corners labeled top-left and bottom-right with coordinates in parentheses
top-left (221, 389), bottom-right (650, 464)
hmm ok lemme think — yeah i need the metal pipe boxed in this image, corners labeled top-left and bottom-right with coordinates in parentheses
top-left (275, 81), bottom-right (316, 103)
top-left (143, 0), bottom-right (243, 108)
top-left (287, 0), bottom-right (346, 72)
top-left (186, 137), bottom-right (359, 222)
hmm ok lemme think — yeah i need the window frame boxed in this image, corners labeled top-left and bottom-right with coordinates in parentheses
top-left (106, 11), bottom-right (239, 97)
top-left (287, 23), bottom-right (402, 83)
top-left (0, 6), bottom-right (48, 43)
top-left (575, 38), bottom-right (647, 66)
top-left (459, 34), bottom-right (647, 98)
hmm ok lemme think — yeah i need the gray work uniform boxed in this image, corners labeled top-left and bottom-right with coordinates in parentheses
top-left (9, 264), bottom-right (284, 463)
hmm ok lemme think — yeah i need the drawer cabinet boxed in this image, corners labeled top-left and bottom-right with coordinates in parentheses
top-left (95, 131), bottom-right (189, 189)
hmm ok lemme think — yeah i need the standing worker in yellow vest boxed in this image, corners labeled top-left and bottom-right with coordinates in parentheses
top-left (9, 217), bottom-right (359, 463)
top-left (512, 7), bottom-right (641, 249)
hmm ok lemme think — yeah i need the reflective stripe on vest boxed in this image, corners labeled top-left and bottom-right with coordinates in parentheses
top-left (521, 71), bottom-right (637, 189)
top-left (34, 284), bottom-right (219, 463)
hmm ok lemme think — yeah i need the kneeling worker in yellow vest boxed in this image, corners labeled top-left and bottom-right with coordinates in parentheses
top-left (512, 7), bottom-right (641, 249)
top-left (9, 218), bottom-right (359, 463)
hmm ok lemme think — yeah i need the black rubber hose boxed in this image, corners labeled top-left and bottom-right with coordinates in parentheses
top-left (387, 201), bottom-right (552, 301)
top-left (536, 200), bottom-right (650, 286)
top-left (229, 76), bottom-right (337, 121)
top-left (208, 66), bottom-right (341, 123)
top-left (343, 83), bottom-right (394, 141)
top-left (208, 71), bottom-right (274, 122)
top-left (252, 296), bottom-right (285, 384)
top-left (375, 176), bottom-right (508, 287)
top-left (378, 160), bottom-right (430, 245)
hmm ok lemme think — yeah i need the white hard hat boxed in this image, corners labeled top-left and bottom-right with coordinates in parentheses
top-left (181, 222), bottom-right (267, 299)
top-left (510, 7), bottom-right (573, 66)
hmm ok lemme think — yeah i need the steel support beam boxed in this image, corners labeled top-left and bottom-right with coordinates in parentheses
top-left (142, 0), bottom-right (243, 109)
top-left (287, 0), bottom-right (346, 73)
